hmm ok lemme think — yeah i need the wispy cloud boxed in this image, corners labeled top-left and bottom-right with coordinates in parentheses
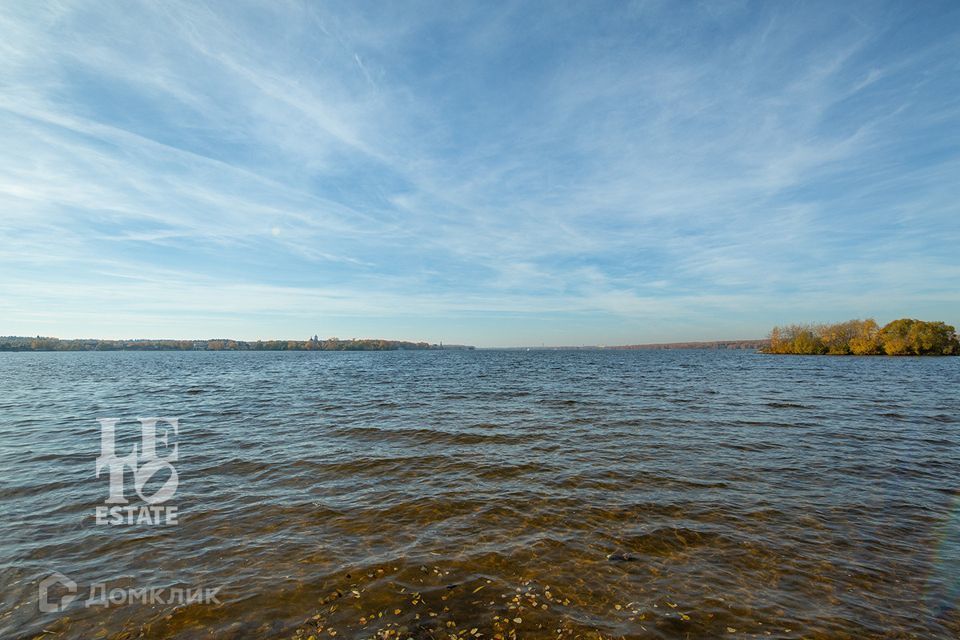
top-left (0, 0), bottom-right (958, 346)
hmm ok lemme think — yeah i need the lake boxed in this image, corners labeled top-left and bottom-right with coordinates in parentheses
top-left (1, 349), bottom-right (958, 639)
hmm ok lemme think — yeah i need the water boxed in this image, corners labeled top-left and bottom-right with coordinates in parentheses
top-left (0, 349), bottom-right (958, 639)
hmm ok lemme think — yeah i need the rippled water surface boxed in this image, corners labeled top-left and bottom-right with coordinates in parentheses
top-left (1, 349), bottom-right (958, 639)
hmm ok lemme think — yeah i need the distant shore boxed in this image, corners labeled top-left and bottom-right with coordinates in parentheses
top-left (0, 336), bottom-right (771, 352)
top-left (483, 340), bottom-right (768, 351)
top-left (606, 339), bottom-right (767, 350)
top-left (0, 336), bottom-right (475, 352)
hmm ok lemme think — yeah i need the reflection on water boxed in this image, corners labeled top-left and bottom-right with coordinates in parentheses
top-left (0, 349), bottom-right (958, 638)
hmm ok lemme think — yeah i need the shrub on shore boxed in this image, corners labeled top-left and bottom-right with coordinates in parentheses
top-left (765, 318), bottom-right (958, 356)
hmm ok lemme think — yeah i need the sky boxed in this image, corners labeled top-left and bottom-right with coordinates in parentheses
top-left (0, 1), bottom-right (958, 347)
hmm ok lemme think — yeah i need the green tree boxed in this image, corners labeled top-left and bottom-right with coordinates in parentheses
top-left (878, 319), bottom-right (959, 355)
top-left (880, 319), bottom-right (917, 355)
top-left (908, 320), bottom-right (958, 355)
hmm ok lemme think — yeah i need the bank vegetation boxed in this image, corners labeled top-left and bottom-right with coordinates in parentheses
top-left (764, 318), bottom-right (959, 356)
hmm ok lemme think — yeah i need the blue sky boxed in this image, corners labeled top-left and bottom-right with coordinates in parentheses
top-left (1, 1), bottom-right (958, 347)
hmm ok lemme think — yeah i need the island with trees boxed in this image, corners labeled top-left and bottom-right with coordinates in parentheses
top-left (0, 336), bottom-right (474, 352)
top-left (764, 318), bottom-right (959, 356)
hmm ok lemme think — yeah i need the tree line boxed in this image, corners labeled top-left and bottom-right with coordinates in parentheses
top-left (0, 336), bottom-right (471, 352)
top-left (764, 318), bottom-right (959, 356)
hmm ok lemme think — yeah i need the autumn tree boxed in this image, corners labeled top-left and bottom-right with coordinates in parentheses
top-left (848, 319), bottom-right (882, 355)
top-left (765, 318), bottom-right (957, 356)
top-left (879, 318), bottom-right (959, 355)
